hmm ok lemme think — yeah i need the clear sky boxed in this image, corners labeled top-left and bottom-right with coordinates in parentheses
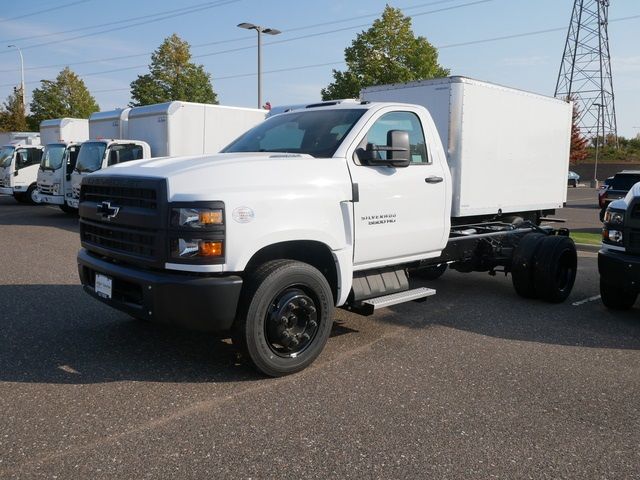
top-left (0, 0), bottom-right (638, 137)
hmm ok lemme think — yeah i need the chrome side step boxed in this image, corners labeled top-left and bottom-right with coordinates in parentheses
top-left (346, 287), bottom-right (436, 316)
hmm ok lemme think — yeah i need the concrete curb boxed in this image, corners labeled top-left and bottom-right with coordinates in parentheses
top-left (575, 243), bottom-right (600, 253)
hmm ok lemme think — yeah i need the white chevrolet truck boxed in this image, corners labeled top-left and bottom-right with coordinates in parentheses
top-left (77, 77), bottom-right (577, 376)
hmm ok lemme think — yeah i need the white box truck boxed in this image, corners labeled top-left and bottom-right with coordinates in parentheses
top-left (76, 77), bottom-right (576, 377)
top-left (126, 101), bottom-right (267, 157)
top-left (0, 134), bottom-right (43, 204)
top-left (68, 102), bottom-right (266, 210)
top-left (66, 108), bottom-right (150, 211)
top-left (36, 118), bottom-right (89, 210)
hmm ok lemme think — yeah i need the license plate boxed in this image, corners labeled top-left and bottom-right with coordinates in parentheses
top-left (95, 273), bottom-right (113, 299)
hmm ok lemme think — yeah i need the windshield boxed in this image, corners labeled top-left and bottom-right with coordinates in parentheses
top-left (40, 144), bottom-right (67, 171)
top-left (75, 142), bottom-right (107, 173)
top-left (222, 108), bottom-right (366, 158)
top-left (611, 174), bottom-right (640, 191)
top-left (0, 146), bottom-right (15, 168)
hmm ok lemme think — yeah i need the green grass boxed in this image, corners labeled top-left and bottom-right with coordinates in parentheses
top-left (570, 232), bottom-right (601, 246)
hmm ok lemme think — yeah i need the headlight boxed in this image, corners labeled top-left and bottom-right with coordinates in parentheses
top-left (171, 207), bottom-right (223, 228)
top-left (52, 183), bottom-right (60, 194)
top-left (603, 209), bottom-right (624, 225)
top-left (603, 229), bottom-right (623, 244)
top-left (170, 238), bottom-right (223, 259)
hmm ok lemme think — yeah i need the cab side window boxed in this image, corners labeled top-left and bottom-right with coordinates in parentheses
top-left (108, 144), bottom-right (144, 166)
top-left (16, 148), bottom-right (42, 168)
top-left (66, 146), bottom-right (80, 175)
top-left (361, 111), bottom-right (429, 164)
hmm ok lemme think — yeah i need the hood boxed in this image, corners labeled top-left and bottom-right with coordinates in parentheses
top-left (89, 152), bottom-right (351, 202)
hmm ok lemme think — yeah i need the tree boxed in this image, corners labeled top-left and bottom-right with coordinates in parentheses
top-left (321, 6), bottom-right (449, 100)
top-left (0, 87), bottom-right (27, 131)
top-left (130, 34), bottom-right (218, 106)
top-left (30, 67), bottom-right (99, 127)
top-left (569, 100), bottom-right (589, 165)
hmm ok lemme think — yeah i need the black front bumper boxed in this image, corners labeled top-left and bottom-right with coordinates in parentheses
top-left (598, 248), bottom-right (640, 291)
top-left (77, 248), bottom-right (242, 332)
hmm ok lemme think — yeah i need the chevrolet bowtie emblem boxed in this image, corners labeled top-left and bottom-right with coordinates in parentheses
top-left (97, 201), bottom-right (120, 221)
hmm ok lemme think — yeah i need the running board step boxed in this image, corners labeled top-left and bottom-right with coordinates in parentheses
top-left (347, 287), bottom-right (436, 316)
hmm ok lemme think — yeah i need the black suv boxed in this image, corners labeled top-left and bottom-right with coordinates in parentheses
top-left (599, 181), bottom-right (640, 309)
top-left (599, 171), bottom-right (640, 221)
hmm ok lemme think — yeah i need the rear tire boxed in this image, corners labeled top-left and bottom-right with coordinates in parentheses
top-left (233, 259), bottom-right (334, 377)
top-left (600, 279), bottom-right (637, 310)
top-left (511, 233), bottom-right (546, 299)
top-left (13, 192), bottom-right (27, 203)
top-left (533, 235), bottom-right (577, 303)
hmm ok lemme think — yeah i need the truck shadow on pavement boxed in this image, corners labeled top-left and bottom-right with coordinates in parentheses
top-left (381, 270), bottom-right (640, 351)
top-left (0, 284), bottom-right (356, 385)
top-left (0, 198), bottom-right (79, 233)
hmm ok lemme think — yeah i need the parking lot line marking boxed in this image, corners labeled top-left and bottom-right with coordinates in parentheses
top-left (566, 197), bottom-right (596, 202)
top-left (572, 295), bottom-right (601, 306)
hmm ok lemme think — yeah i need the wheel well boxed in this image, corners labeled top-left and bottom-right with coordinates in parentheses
top-left (244, 241), bottom-right (339, 303)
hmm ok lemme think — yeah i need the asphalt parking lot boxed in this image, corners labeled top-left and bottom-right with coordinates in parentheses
top-left (0, 190), bottom-right (638, 479)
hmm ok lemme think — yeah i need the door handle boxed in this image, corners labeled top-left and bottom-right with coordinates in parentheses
top-left (425, 176), bottom-right (443, 184)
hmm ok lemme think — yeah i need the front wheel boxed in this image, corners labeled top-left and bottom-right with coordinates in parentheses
top-left (59, 203), bottom-right (78, 215)
top-left (26, 184), bottom-right (40, 205)
top-left (233, 260), bottom-right (334, 377)
top-left (600, 279), bottom-right (637, 310)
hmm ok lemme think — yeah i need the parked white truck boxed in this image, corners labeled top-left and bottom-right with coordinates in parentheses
top-left (76, 77), bottom-right (575, 377)
top-left (36, 118), bottom-right (89, 210)
top-left (67, 102), bottom-right (266, 210)
top-left (0, 134), bottom-right (43, 204)
top-left (66, 108), bottom-right (150, 211)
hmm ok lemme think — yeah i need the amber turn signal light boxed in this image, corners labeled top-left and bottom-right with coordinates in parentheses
top-left (199, 241), bottom-right (223, 257)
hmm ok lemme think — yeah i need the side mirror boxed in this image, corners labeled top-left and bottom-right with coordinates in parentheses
top-left (360, 130), bottom-right (411, 168)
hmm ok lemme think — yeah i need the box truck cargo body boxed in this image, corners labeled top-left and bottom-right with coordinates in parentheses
top-left (361, 77), bottom-right (572, 218)
top-left (127, 101), bottom-right (267, 157)
top-left (0, 132), bottom-right (40, 146)
top-left (88, 108), bottom-right (130, 140)
top-left (40, 118), bottom-right (89, 146)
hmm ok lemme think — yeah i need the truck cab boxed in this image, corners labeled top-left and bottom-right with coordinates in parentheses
top-left (37, 142), bottom-right (82, 211)
top-left (0, 142), bottom-right (44, 203)
top-left (599, 182), bottom-right (640, 309)
top-left (67, 139), bottom-right (150, 209)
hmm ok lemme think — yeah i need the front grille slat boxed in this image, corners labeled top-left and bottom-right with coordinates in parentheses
top-left (81, 184), bottom-right (157, 209)
top-left (82, 222), bottom-right (156, 258)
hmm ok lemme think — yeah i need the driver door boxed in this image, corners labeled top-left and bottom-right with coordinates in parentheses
top-left (347, 108), bottom-right (448, 267)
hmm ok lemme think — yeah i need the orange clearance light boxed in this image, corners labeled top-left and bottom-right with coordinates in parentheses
top-left (199, 210), bottom-right (223, 225)
top-left (602, 229), bottom-right (608, 241)
top-left (199, 241), bottom-right (223, 257)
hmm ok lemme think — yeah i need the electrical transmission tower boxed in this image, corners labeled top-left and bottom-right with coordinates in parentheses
top-left (555, 0), bottom-right (617, 144)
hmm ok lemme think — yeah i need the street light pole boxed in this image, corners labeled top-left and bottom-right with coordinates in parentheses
top-left (237, 22), bottom-right (281, 109)
top-left (7, 44), bottom-right (25, 111)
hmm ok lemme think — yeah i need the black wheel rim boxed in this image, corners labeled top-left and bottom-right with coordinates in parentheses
top-left (264, 286), bottom-right (320, 358)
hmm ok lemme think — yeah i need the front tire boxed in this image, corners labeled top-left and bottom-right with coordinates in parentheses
top-left (26, 184), bottom-right (40, 205)
top-left (600, 279), bottom-right (637, 310)
top-left (59, 203), bottom-right (78, 215)
top-left (233, 260), bottom-right (334, 377)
